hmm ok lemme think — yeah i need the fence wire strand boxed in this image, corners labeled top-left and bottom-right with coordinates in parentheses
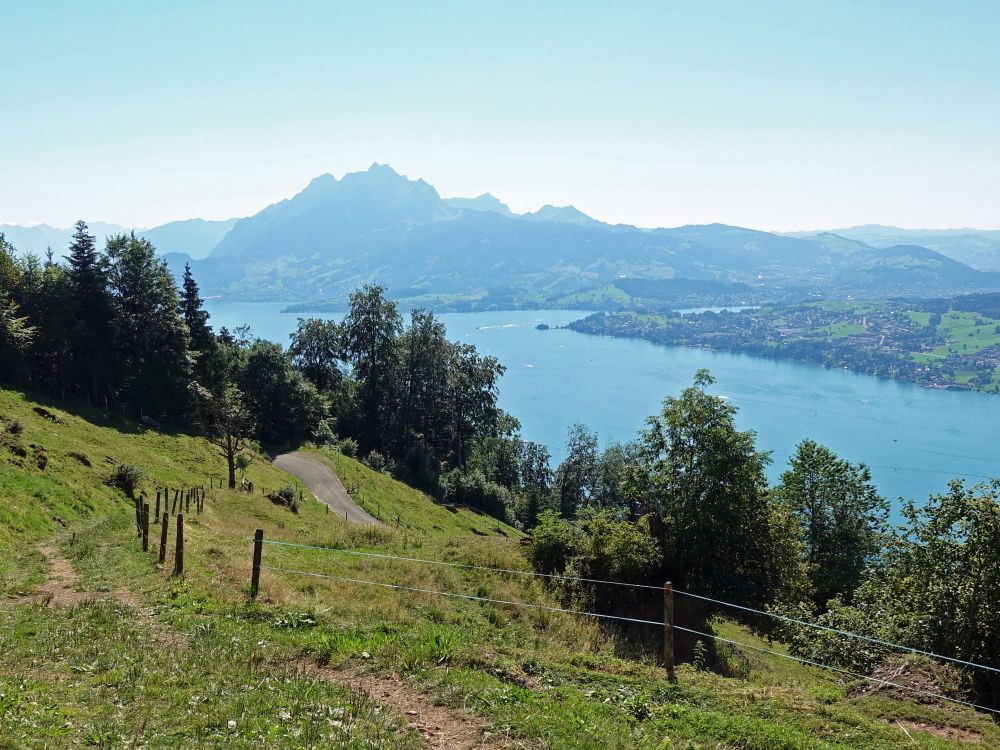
top-left (257, 538), bottom-right (662, 589)
top-left (255, 538), bottom-right (1000, 676)
top-left (258, 562), bottom-right (1000, 716)
top-left (671, 624), bottom-right (1000, 716)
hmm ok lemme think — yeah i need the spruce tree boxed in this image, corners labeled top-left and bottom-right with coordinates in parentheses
top-left (65, 221), bottom-right (114, 403)
top-left (179, 262), bottom-right (213, 352)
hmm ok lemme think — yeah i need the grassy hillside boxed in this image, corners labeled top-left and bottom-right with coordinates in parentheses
top-left (303, 446), bottom-right (524, 539)
top-left (2, 387), bottom-right (998, 749)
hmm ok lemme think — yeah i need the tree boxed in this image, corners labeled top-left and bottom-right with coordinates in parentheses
top-left (14, 253), bottom-right (74, 396)
top-left (179, 262), bottom-right (214, 353)
top-left (786, 481), bottom-right (1000, 704)
top-left (189, 383), bottom-right (254, 488)
top-left (342, 284), bottom-right (402, 453)
top-left (104, 232), bottom-right (190, 415)
top-left (0, 236), bottom-right (35, 378)
top-left (238, 340), bottom-right (327, 445)
top-left (637, 369), bottom-right (785, 602)
top-left (554, 424), bottom-right (599, 518)
top-left (65, 221), bottom-right (115, 403)
top-left (398, 309), bottom-right (451, 471)
top-left (772, 439), bottom-right (888, 608)
top-left (288, 317), bottom-right (343, 393)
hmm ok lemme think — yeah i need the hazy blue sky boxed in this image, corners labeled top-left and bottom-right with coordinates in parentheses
top-left (2, 1), bottom-right (997, 230)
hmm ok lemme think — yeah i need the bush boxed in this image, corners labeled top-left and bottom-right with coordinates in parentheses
top-left (580, 512), bottom-right (663, 583)
top-left (109, 463), bottom-right (144, 498)
top-left (311, 419), bottom-right (337, 446)
top-left (335, 437), bottom-right (359, 458)
top-left (529, 510), bottom-right (579, 573)
top-left (270, 484), bottom-right (299, 513)
top-left (363, 450), bottom-right (392, 474)
top-left (5, 419), bottom-right (24, 435)
top-left (440, 468), bottom-right (511, 522)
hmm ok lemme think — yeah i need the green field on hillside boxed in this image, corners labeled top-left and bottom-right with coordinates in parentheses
top-left (1, 387), bottom-right (997, 749)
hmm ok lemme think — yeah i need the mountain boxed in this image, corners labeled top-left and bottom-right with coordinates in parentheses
top-left (1, 218), bottom-right (238, 261)
top-left (442, 193), bottom-right (513, 216)
top-left (521, 204), bottom-right (607, 227)
top-left (789, 225), bottom-right (1000, 272)
top-left (181, 166), bottom-right (1000, 305)
top-left (0, 222), bottom-right (127, 257)
top-left (143, 218), bottom-right (239, 260)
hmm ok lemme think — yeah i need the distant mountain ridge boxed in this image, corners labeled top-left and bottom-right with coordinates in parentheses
top-left (179, 164), bottom-right (1000, 305)
top-left (1, 218), bottom-right (238, 260)
top-left (788, 225), bottom-right (1000, 272)
top-left (6, 165), bottom-right (1000, 307)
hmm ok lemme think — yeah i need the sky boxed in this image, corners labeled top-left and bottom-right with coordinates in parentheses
top-left (2, 1), bottom-right (998, 231)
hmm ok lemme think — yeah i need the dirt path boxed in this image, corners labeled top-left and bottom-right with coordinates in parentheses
top-left (301, 663), bottom-right (517, 750)
top-left (32, 544), bottom-right (91, 606)
top-left (274, 452), bottom-right (380, 525)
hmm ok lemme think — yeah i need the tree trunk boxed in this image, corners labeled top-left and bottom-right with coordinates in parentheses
top-left (227, 452), bottom-right (237, 489)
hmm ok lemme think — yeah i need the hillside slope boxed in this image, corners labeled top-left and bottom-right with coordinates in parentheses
top-left (1, 387), bottom-right (997, 749)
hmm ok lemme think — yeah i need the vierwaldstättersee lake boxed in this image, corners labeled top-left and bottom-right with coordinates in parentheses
top-left (205, 300), bottom-right (999, 511)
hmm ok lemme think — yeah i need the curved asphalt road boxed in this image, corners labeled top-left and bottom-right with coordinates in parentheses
top-left (273, 452), bottom-right (379, 525)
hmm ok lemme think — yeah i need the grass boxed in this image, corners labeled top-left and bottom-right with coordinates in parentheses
top-left (928, 311), bottom-right (1000, 357)
top-left (304, 446), bottom-right (524, 539)
top-left (2, 386), bottom-right (999, 749)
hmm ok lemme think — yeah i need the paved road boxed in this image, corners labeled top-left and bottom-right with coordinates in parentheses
top-left (273, 452), bottom-right (379, 525)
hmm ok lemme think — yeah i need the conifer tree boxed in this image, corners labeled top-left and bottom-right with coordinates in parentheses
top-left (179, 262), bottom-right (213, 352)
top-left (65, 221), bottom-right (114, 403)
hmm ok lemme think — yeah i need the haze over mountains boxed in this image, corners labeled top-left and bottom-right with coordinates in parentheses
top-left (0, 218), bottom-right (238, 260)
top-left (5, 164), bottom-right (1000, 308)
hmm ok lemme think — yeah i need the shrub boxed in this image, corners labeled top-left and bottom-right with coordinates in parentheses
top-left (440, 468), bottom-right (511, 522)
top-left (270, 484), bottom-right (299, 513)
top-left (5, 419), bottom-right (24, 435)
top-left (363, 450), bottom-right (391, 474)
top-left (311, 419), bottom-right (337, 446)
top-left (109, 463), bottom-right (144, 498)
top-left (335, 437), bottom-right (359, 458)
top-left (529, 510), bottom-right (579, 574)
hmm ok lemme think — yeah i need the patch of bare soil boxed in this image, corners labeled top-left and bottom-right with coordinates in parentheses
top-left (300, 662), bottom-right (519, 749)
top-left (29, 544), bottom-right (91, 606)
top-left (896, 720), bottom-right (983, 744)
top-left (852, 655), bottom-right (967, 707)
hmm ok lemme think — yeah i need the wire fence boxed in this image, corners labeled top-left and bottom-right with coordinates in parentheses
top-left (252, 536), bottom-right (1000, 716)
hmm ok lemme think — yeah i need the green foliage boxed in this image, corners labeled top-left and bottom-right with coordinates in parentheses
top-left (635, 370), bottom-right (792, 603)
top-left (772, 439), bottom-right (888, 607)
top-left (441, 467), bottom-right (511, 521)
top-left (529, 510), bottom-right (580, 574)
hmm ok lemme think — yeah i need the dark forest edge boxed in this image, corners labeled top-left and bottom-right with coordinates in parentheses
top-left (1, 223), bottom-right (999, 709)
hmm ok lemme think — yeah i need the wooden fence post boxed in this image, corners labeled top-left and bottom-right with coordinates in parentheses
top-left (141, 502), bottom-right (150, 552)
top-left (173, 514), bottom-right (184, 576)
top-left (158, 513), bottom-right (169, 564)
top-left (250, 529), bottom-right (264, 599)
top-left (664, 581), bottom-right (675, 675)
top-left (172, 489), bottom-right (179, 515)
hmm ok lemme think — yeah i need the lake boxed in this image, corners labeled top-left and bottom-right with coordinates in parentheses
top-left (204, 300), bottom-right (1000, 510)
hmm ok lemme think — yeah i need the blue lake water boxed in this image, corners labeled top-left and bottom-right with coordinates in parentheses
top-left (204, 300), bottom-right (1000, 509)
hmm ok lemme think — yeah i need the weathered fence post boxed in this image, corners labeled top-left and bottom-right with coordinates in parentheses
top-left (141, 502), bottom-right (150, 552)
top-left (172, 489), bottom-right (179, 515)
top-left (173, 514), bottom-right (184, 576)
top-left (158, 513), bottom-right (169, 564)
top-left (134, 498), bottom-right (141, 537)
top-left (185, 490), bottom-right (190, 514)
top-left (250, 528), bottom-right (264, 599)
top-left (664, 581), bottom-right (675, 675)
